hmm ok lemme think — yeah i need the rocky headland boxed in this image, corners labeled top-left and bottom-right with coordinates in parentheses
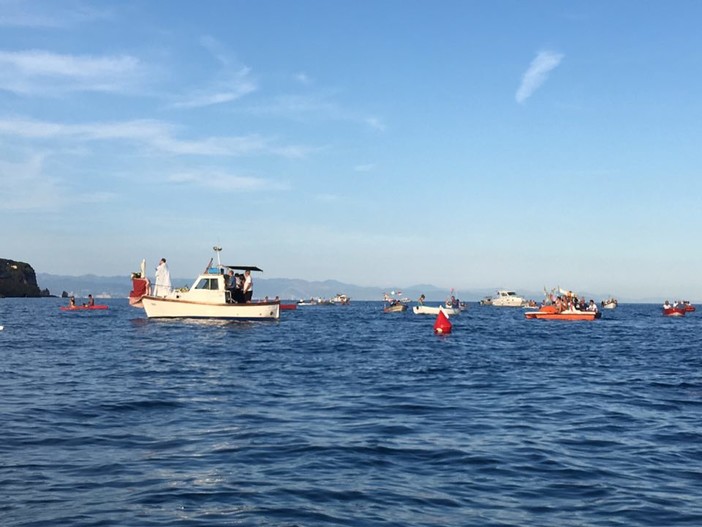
top-left (0, 258), bottom-right (50, 297)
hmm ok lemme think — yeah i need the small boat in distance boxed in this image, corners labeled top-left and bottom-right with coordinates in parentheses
top-left (662, 301), bottom-right (686, 317)
top-left (383, 291), bottom-right (407, 313)
top-left (525, 286), bottom-right (601, 321)
top-left (601, 297), bottom-right (618, 309)
top-left (331, 293), bottom-right (351, 305)
top-left (490, 290), bottom-right (529, 307)
top-left (525, 305), bottom-right (601, 321)
top-left (412, 305), bottom-right (460, 316)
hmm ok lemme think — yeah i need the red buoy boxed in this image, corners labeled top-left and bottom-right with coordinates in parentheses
top-left (433, 309), bottom-right (452, 334)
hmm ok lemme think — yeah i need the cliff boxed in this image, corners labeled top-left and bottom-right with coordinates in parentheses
top-left (0, 259), bottom-right (45, 297)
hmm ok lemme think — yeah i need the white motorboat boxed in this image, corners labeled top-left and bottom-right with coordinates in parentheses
top-left (412, 305), bottom-right (461, 316)
top-left (331, 293), bottom-right (350, 305)
top-left (601, 298), bottom-right (618, 309)
top-left (129, 247), bottom-right (279, 320)
top-left (490, 290), bottom-right (528, 307)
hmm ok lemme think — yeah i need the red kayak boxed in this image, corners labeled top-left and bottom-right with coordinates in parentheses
top-left (60, 305), bottom-right (109, 311)
top-left (280, 303), bottom-right (297, 311)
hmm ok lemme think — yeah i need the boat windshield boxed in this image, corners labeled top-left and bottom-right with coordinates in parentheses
top-left (194, 277), bottom-right (220, 290)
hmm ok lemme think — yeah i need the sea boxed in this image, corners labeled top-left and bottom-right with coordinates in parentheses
top-left (1, 298), bottom-right (701, 527)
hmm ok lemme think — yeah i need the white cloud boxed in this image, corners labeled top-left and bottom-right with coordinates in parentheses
top-left (0, 117), bottom-right (311, 158)
top-left (167, 170), bottom-right (288, 192)
top-left (171, 37), bottom-right (257, 109)
top-left (0, 0), bottom-right (112, 28)
top-left (515, 50), bottom-right (564, 104)
top-left (171, 75), bottom-right (257, 109)
top-left (294, 72), bottom-right (312, 85)
top-left (0, 154), bottom-right (61, 211)
top-left (0, 49), bottom-right (144, 95)
top-left (0, 153), bottom-right (113, 211)
top-left (354, 163), bottom-right (375, 172)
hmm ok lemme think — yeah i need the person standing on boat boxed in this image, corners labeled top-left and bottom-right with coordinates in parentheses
top-left (243, 270), bottom-right (253, 302)
top-left (154, 258), bottom-right (172, 297)
top-left (226, 270), bottom-right (237, 302)
top-left (418, 294), bottom-right (426, 305)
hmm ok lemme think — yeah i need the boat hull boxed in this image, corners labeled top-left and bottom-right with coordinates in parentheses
top-left (525, 306), bottom-right (600, 321)
top-left (384, 304), bottom-right (407, 313)
top-left (412, 305), bottom-right (461, 316)
top-left (60, 305), bottom-right (109, 311)
top-left (142, 296), bottom-right (280, 320)
top-left (663, 308), bottom-right (686, 317)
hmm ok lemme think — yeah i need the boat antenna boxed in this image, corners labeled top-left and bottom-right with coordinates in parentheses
top-left (213, 245), bottom-right (223, 268)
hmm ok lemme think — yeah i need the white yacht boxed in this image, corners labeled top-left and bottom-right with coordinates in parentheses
top-left (490, 290), bottom-right (528, 307)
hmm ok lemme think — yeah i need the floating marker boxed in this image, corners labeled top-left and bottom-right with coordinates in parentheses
top-left (433, 309), bottom-right (452, 334)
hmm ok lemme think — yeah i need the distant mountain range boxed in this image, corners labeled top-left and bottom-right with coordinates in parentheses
top-left (34, 272), bottom-right (658, 303)
top-left (36, 272), bottom-right (502, 301)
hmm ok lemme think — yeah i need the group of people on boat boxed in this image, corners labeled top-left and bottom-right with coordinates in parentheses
top-left (663, 300), bottom-right (693, 310)
top-left (226, 269), bottom-right (253, 303)
top-left (545, 294), bottom-right (599, 313)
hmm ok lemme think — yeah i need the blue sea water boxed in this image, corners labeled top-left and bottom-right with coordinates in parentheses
top-left (1, 298), bottom-right (701, 526)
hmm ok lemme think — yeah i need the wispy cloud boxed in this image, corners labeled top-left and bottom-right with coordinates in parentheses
top-left (0, 117), bottom-right (312, 158)
top-left (167, 170), bottom-right (288, 192)
top-left (354, 163), bottom-right (375, 172)
top-left (0, 153), bottom-right (113, 211)
top-left (294, 72), bottom-right (312, 85)
top-left (0, 154), bottom-right (60, 211)
top-left (245, 94), bottom-right (386, 131)
top-left (0, 0), bottom-right (112, 28)
top-left (171, 36), bottom-right (257, 109)
top-left (515, 50), bottom-right (564, 104)
top-left (0, 49), bottom-right (144, 95)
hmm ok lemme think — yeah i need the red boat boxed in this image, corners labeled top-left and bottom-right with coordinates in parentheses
top-left (525, 305), bottom-right (601, 321)
top-left (60, 305), bottom-right (109, 311)
top-left (280, 303), bottom-right (297, 311)
top-left (663, 307), bottom-right (686, 317)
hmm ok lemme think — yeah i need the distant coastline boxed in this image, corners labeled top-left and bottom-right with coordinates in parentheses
top-left (31, 272), bottom-right (670, 304)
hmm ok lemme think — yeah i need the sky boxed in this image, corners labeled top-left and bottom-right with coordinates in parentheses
top-left (1, 0), bottom-right (701, 300)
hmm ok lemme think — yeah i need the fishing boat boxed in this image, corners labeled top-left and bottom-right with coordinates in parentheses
top-left (129, 247), bottom-right (280, 320)
top-left (383, 291), bottom-right (407, 313)
top-left (525, 305), bottom-right (601, 321)
top-left (601, 298), bottom-right (618, 309)
top-left (384, 301), bottom-right (407, 313)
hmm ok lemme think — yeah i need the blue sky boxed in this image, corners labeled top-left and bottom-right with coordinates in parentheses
top-left (2, 0), bottom-right (701, 300)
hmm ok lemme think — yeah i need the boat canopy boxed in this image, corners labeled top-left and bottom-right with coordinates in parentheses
top-left (223, 265), bottom-right (263, 272)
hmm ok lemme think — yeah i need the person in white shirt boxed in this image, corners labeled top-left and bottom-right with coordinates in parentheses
top-left (242, 270), bottom-right (253, 302)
